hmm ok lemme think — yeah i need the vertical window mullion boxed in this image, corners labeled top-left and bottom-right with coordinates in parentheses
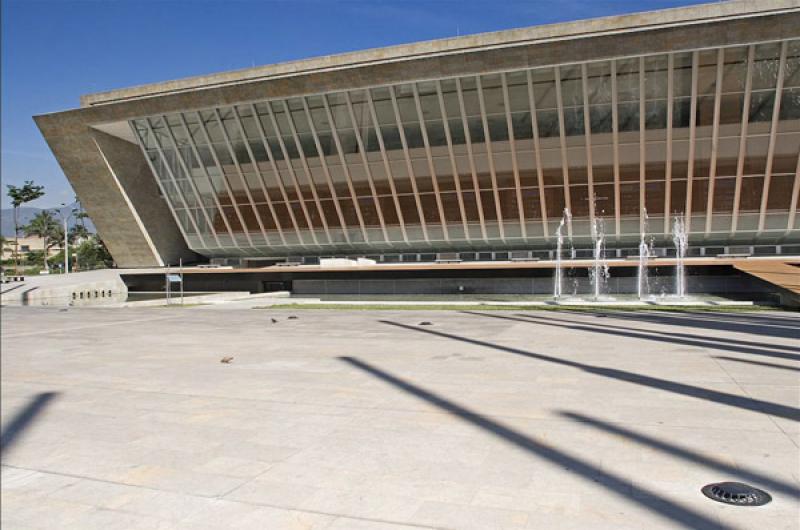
top-left (731, 45), bottom-right (755, 234)
top-left (365, 89), bottom-right (409, 244)
top-left (581, 64), bottom-right (596, 227)
top-left (664, 54), bottom-right (675, 235)
top-left (639, 57), bottom-right (647, 236)
top-left (177, 114), bottom-right (241, 252)
top-left (526, 70), bottom-right (549, 239)
top-left (232, 107), bottom-right (290, 247)
top-left (194, 111), bottom-right (257, 249)
top-left (412, 84), bottom-right (449, 241)
top-left (322, 95), bottom-right (369, 242)
top-left (390, 85), bottom-right (429, 242)
top-left (705, 48), bottom-right (725, 235)
top-left (265, 103), bottom-right (328, 245)
top-left (436, 80), bottom-right (471, 241)
top-left (161, 116), bottom-right (222, 249)
top-left (126, 122), bottom-right (196, 256)
top-left (301, 98), bottom-right (352, 245)
top-left (344, 91), bottom-right (390, 243)
top-left (758, 40), bottom-right (789, 232)
top-left (611, 60), bottom-right (622, 237)
top-left (684, 51), bottom-right (699, 233)
top-left (146, 119), bottom-right (209, 250)
top-left (214, 109), bottom-right (271, 248)
top-left (554, 66), bottom-right (572, 238)
top-left (476, 76), bottom-right (506, 240)
top-left (458, 78), bottom-right (488, 241)
top-left (273, 101), bottom-right (324, 247)
top-left (502, 73), bottom-right (527, 239)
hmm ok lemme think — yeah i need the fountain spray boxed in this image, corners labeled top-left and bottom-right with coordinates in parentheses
top-left (590, 215), bottom-right (608, 301)
top-left (672, 215), bottom-right (688, 298)
top-left (637, 208), bottom-right (651, 300)
top-left (554, 208), bottom-right (572, 299)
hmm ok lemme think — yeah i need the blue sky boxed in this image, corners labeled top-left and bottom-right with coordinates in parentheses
top-left (2, 0), bottom-right (706, 209)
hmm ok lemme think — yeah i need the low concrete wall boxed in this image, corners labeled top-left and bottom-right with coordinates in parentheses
top-left (121, 291), bottom-right (253, 307)
top-left (0, 274), bottom-right (128, 307)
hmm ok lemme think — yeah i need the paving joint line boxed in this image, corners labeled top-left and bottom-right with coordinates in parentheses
top-left (2, 314), bottom-right (185, 339)
top-left (707, 353), bottom-right (798, 449)
top-left (0, 463), bottom-right (449, 530)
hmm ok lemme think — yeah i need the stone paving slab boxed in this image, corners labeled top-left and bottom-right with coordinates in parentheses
top-left (1, 306), bottom-right (798, 529)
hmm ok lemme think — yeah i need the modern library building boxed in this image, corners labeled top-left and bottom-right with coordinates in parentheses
top-left (36, 1), bottom-right (799, 273)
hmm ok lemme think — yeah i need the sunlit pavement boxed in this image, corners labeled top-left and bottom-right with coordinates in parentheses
top-left (2, 306), bottom-right (798, 529)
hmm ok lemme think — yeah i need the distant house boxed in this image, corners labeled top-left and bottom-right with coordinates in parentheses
top-left (2, 235), bottom-right (61, 262)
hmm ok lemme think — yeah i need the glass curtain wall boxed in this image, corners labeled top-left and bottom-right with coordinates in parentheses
top-left (132, 39), bottom-right (800, 257)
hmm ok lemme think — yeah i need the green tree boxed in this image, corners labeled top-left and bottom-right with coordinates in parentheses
top-left (23, 210), bottom-right (60, 273)
top-left (72, 197), bottom-right (89, 229)
top-left (46, 249), bottom-right (65, 271)
top-left (75, 235), bottom-right (114, 270)
top-left (7, 181), bottom-right (45, 273)
top-left (25, 249), bottom-right (46, 267)
top-left (1, 237), bottom-right (11, 271)
top-left (68, 223), bottom-right (91, 244)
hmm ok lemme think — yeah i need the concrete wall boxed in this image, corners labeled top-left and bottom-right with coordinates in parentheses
top-left (0, 277), bottom-right (127, 307)
top-left (120, 266), bottom-right (784, 302)
top-left (91, 130), bottom-right (197, 267)
top-left (292, 274), bottom-right (776, 299)
top-left (33, 115), bottom-right (194, 267)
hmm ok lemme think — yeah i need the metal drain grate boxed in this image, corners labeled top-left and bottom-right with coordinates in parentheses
top-left (701, 482), bottom-right (772, 506)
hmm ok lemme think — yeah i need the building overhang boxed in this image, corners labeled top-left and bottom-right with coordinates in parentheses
top-left (34, 0), bottom-right (800, 267)
top-left (80, 0), bottom-right (800, 107)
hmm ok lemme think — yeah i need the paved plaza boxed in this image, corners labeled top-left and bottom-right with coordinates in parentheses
top-left (1, 306), bottom-right (798, 529)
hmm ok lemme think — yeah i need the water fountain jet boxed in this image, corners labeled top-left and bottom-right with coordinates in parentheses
top-left (553, 208), bottom-right (572, 299)
top-left (637, 208), bottom-right (652, 301)
top-left (672, 215), bottom-right (688, 299)
top-left (589, 216), bottom-right (610, 301)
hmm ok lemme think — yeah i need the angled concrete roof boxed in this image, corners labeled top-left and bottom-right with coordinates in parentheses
top-left (81, 0), bottom-right (800, 107)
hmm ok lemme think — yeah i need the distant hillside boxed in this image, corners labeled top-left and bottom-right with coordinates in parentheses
top-left (1, 202), bottom-right (96, 237)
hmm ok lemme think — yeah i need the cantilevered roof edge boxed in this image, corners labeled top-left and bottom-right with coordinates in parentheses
top-left (80, 0), bottom-right (800, 108)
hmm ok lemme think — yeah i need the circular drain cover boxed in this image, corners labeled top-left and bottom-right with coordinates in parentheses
top-left (701, 482), bottom-right (771, 506)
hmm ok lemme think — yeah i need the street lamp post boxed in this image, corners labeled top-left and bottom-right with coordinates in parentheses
top-left (63, 215), bottom-right (69, 274)
top-left (56, 203), bottom-right (75, 274)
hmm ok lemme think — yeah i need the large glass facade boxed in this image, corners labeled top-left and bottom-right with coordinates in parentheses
top-left (132, 39), bottom-right (800, 257)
